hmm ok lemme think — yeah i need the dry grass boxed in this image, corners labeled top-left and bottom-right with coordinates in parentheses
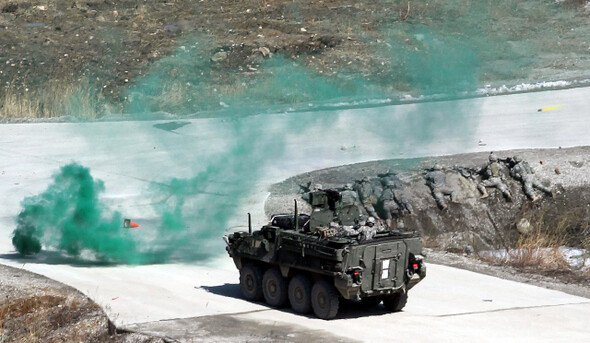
top-left (584, 235), bottom-right (590, 252)
top-left (397, 0), bottom-right (411, 22)
top-left (0, 292), bottom-right (106, 342)
top-left (0, 294), bottom-right (64, 320)
top-left (480, 209), bottom-right (574, 271)
top-left (508, 233), bottom-right (568, 270)
top-left (0, 294), bottom-right (64, 342)
top-left (422, 235), bottom-right (440, 249)
top-left (0, 78), bottom-right (105, 120)
top-left (0, 285), bottom-right (157, 343)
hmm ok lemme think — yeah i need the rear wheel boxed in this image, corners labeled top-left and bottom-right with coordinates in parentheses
top-left (262, 268), bottom-right (288, 307)
top-left (239, 264), bottom-right (263, 301)
top-left (311, 280), bottom-right (339, 319)
top-left (288, 274), bottom-right (312, 314)
top-left (383, 290), bottom-right (408, 312)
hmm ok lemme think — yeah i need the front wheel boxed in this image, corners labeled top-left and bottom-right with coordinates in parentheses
top-left (239, 264), bottom-right (263, 301)
top-left (311, 280), bottom-right (339, 319)
top-left (383, 290), bottom-right (408, 312)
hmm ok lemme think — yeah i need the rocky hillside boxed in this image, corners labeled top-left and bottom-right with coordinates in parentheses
top-left (266, 146), bottom-right (590, 285)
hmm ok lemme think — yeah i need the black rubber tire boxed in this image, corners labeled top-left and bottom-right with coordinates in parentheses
top-left (288, 274), bottom-right (312, 314)
top-left (239, 264), bottom-right (263, 301)
top-left (311, 280), bottom-right (339, 319)
top-left (262, 268), bottom-right (289, 307)
top-left (361, 296), bottom-right (383, 308)
top-left (383, 291), bottom-right (408, 312)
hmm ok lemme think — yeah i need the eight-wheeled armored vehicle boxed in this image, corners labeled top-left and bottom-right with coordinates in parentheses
top-left (225, 189), bottom-right (426, 319)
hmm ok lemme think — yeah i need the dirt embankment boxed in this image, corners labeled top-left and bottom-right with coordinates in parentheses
top-left (0, 0), bottom-right (404, 117)
top-left (0, 264), bottom-right (161, 343)
top-left (267, 146), bottom-right (590, 292)
top-left (1, 0), bottom-right (590, 118)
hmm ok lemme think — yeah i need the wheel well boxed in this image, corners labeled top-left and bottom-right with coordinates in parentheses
top-left (240, 263), bottom-right (331, 286)
top-left (238, 258), bottom-right (269, 271)
top-left (281, 269), bottom-right (327, 283)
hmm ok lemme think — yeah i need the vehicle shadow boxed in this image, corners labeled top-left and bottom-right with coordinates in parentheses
top-left (336, 300), bottom-right (394, 319)
top-left (0, 251), bottom-right (118, 267)
top-left (199, 283), bottom-right (242, 299)
top-left (152, 121), bottom-right (191, 133)
top-left (199, 282), bottom-right (400, 320)
top-left (0, 249), bottom-right (193, 267)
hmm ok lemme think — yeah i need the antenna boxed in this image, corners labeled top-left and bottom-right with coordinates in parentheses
top-left (294, 199), bottom-right (299, 231)
top-left (248, 213), bottom-right (252, 234)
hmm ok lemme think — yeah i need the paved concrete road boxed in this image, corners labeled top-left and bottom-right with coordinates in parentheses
top-left (1, 87), bottom-right (590, 341)
top-left (1, 258), bottom-right (588, 342)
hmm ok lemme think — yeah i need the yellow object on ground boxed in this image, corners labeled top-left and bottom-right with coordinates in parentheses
top-left (537, 105), bottom-right (561, 112)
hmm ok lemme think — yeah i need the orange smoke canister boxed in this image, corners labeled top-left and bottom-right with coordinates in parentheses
top-left (123, 219), bottom-right (140, 228)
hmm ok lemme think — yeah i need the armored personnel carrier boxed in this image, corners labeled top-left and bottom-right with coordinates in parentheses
top-left (225, 189), bottom-right (426, 319)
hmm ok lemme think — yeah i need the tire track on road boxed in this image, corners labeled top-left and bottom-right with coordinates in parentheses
top-left (435, 301), bottom-right (590, 317)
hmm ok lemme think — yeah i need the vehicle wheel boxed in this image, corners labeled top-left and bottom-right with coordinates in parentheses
top-left (361, 296), bottom-right (382, 308)
top-left (311, 280), bottom-right (339, 319)
top-left (288, 274), bottom-right (312, 314)
top-left (240, 264), bottom-right (263, 301)
top-left (262, 268), bottom-right (288, 307)
top-left (383, 291), bottom-right (408, 312)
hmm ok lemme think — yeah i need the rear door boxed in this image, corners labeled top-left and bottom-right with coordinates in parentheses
top-left (361, 241), bottom-right (407, 291)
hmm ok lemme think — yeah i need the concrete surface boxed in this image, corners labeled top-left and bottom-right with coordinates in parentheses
top-left (1, 87), bottom-right (590, 341)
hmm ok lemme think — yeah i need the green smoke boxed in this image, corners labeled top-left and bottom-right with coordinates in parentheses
top-left (386, 24), bottom-right (479, 96)
top-left (124, 36), bottom-right (217, 116)
top-left (15, 7), bottom-right (499, 263)
top-left (11, 163), bottom-right (139, 263)
top-left (15, 40), bottom-right (480, 264)
top-left (11, 162), bottom-right (237, 263)
top-left (146, 109), bottom-right (340, 262)
top-left (123, 34), bottom-right (385, 117)
top-left (10, 55), bottom-right (349, 264)
top-left (379, 0), bottom-right (579, 91)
